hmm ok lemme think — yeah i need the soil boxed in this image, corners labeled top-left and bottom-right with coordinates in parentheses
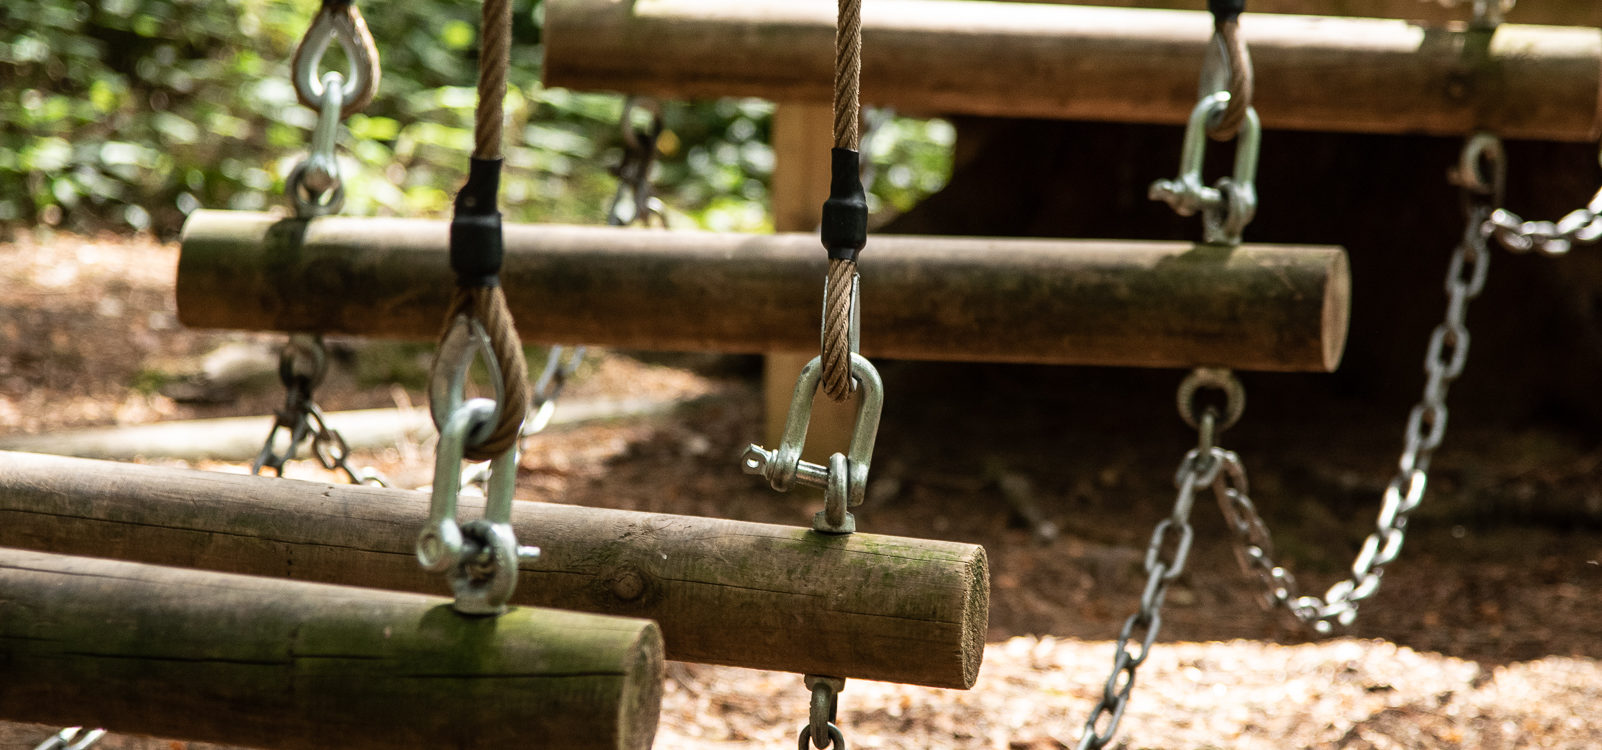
top-left (2, 232), bottom-right (1600, 749)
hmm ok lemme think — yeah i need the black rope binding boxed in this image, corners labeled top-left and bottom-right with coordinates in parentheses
top-left (449, 157), bottom-right (505, 288)
top-left (1208, 0), bottom-right (1245, 23)
top-left (821, 148), bottom-right (868, 262)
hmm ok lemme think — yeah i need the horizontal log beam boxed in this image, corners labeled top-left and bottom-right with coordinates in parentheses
top-left (542, 0), bottom-right (1602, 142)
top-left (0, 450), bottom-right (988, 689)
top-left (177, 210), bottom-right (1350, 372)
top-left (0, 548), bottom-right (663, 750)
top-left (1028, 0), bottom-right (1602, 27)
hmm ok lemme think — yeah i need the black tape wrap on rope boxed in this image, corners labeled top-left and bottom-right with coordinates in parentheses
top-left (450, 157), bottom-right (505, 289)
top-left (1208, 0), bottom-right (1245, 23)
top-left (822, 148), bottom-right (868, 262)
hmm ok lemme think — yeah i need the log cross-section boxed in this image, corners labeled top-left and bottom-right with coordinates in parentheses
top-left (0, 548), bottom-right (664, 750)
top-left (0, 450), bottom-right (988, 689)
top-left (177, 210), bottom-right (1351, 372)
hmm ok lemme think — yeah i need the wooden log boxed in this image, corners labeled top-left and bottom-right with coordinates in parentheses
top-left (542, 0), bottom-right (1602, 142)
top-left (1022, 0), bottom-right (1602, 27)
top-left (0, 547), bottom-right (663, 750)
top-left (0, 450), bottom-right (988, 689)
top-left (177, 210), bottom-right (1351, 373)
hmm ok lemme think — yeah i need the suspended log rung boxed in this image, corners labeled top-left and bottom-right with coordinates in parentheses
top-left (0, 547), bottom-right (663, 750)
top-left (177, 211), bottom-right (1350, 373)
top-left (541, 0), bottom-right (1602, 142)
top-left (0, 450), bottom-right (989, 689)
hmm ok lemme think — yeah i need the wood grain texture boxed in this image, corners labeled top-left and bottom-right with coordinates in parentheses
top-left (542, 0), bottom-right (1602, 142)
top-left (0, 547), bottom-right (663, 750)
top-left (177, 210), bottom-right (1350, 373)
top-left (0, 451), bottom-right (988, 688)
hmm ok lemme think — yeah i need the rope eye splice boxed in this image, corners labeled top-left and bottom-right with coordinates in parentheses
top-left (740, 0), bottom-right (883, 540)
top-left (421, 0), bottom-right (534, 617)
top-left (419, 316), bottom-right (539, 616)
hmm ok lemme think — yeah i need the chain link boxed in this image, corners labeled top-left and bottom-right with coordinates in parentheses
top-left (1074, 430), bottom-right (1215, 750)
top-left (1210, 139), bottom-right (1497, 634)
top-left (1485, 188), bottom-right (1602, 256)
top-left (33, 727), bottom-right (105, 750)
top-left (252, 335), bottom-right (387, 486)
top-left (797, 675), bottom-right (846, 750)
top-left (607, 96), bottom-right (667, 228)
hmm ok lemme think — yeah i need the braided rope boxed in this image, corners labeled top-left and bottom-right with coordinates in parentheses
top-left (822, 259), bottom-right (856, 401)
top-left (474, 0), bottom-right (511, 160)
top-left (822, 0), bottom-right (863, 401)
top-left (442, 286), bottom-right (531, 462)
top-left (832, 0), bottom-right (862, 150)
top-left (1207, 19), bottom-right (1254, 141)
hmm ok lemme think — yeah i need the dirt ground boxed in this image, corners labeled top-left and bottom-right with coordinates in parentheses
top-left (2, 232), bottom-right (1600, 749)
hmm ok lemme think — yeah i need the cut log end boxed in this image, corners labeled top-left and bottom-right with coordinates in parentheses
top-left (960, 545), bottom-right (991, 689)
top-left (1323, 249), bottom-right (1353, 373)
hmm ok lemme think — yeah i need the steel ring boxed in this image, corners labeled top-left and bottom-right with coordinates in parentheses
top-left (796, 724), bottom-right (846, 750)
top-left (1176, 367), bottom-right (1245, 432)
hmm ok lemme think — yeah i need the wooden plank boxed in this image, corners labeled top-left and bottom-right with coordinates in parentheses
top-left (0, 450), bottom-right (989, 689)
top-left (542, 0), bottom-right (1602, 142)
top-left (0, 547), bottom-right (663, 750)
top-left (177, 210), bottom-right (1351, 373)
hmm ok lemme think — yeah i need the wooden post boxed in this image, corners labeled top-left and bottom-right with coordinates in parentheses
top-left (177, 210), bottom-right (1351, 373)
top-left (0, 547), bottom-right (663, 750)
top-left (541, 0), bottom-right (1602, 142)
top-left (0, 451), bottom-right (988, 689)
top-left (767, 102), bottom-right (856, 456)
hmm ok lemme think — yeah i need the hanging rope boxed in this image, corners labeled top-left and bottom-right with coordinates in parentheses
top-left (434, 0), bottom-right (531, 462)
top-left (1206, 0), bottom-right (1253, 142)
top-left (822, 0), bottom-right (868, 402)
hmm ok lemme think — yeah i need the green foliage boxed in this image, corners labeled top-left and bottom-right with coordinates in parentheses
top-left (0, 0), bottom-right (951, 236)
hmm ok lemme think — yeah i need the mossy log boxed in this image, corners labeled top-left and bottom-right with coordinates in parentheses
top-left (177, 210), bottom-right (1350, 373)
top-left (0, 547), bottom-right (663, 750)
top-left (0, 451), bottom-right (988, 689)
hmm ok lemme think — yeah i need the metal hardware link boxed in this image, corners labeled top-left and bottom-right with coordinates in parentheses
top-left (421, 314), bottom-right (536, 615)
top-left (521, 345), bottom-right (587, 438)
top-left (1074, 427), bottom-right (1216, 750)
top-left (287, 69), bottom-right (347, 218)
top-left (797, 676), bottom-right (847, 750)
top-left (743, 274), bottom-right (883, 534)
top-left (251, 335), bottom-right (387, 486)
top-left (33, 727), bottom-right (105, 750)
top-left (1149, 91), bottom-right (1261, 246)
top-left (608, 96), bottom-right (668, 228)
top-left (1210, 136), bottom-right (1498, 634)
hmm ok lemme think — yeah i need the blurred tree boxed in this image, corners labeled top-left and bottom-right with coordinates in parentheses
top-left (0, 0), bottom-right (950, 237)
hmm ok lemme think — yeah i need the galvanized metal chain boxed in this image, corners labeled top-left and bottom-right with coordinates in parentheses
top-left (33, 727), bottom-right (105, 750)
top-left (1205, 134), bottom-right (1499, 634)
top-left (252, 334), bottom-right (388, 486)
top-left (1483, 135), bottom-right (1602, 255)
top-left (1074, 418), bottom-right (1214, 750)
top-left (607, 96), bottom-right (668, 228)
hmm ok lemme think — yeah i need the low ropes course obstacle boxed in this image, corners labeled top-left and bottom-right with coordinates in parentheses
top-left (16, 0), bottom-right (1602, 747)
